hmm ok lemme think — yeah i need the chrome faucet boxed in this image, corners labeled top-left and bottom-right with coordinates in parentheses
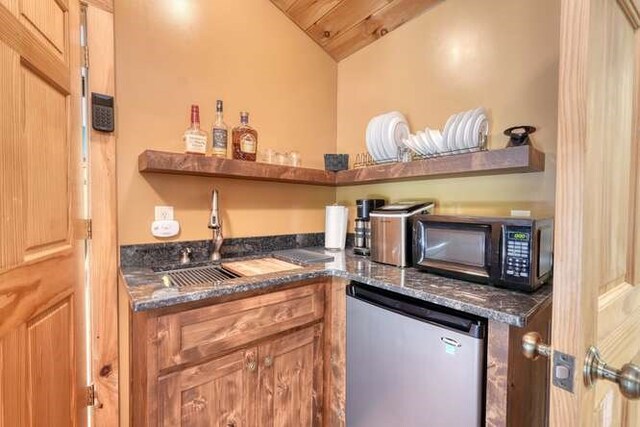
top-left (209, 189), bottom-right (223, 261)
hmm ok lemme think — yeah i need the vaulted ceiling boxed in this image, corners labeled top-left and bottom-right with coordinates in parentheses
top-left (271, 0), bottom-right (442, 61)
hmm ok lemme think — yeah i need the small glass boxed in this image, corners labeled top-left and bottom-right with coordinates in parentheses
top-left (262, 148), bottom-right (276, 164)
top-left (288, 151), bottom-right (301, 167)
top-left (275, 152), bottom-right (287, 165)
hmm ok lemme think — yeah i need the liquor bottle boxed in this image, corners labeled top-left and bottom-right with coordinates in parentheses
top-left (183, 105), bottom-right (208, 155)
top-left (232, 112), bottom-right (258, 161)
top-left (211, 100), bottom-right (228, 158)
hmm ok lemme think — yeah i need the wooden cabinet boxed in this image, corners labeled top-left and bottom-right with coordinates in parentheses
top-left (258, 324), bottom-right (324, 427)
top-left (158, 348), bottom-right (258, 426)
top-left (156, 324), bottom-right (323, 427)
top-left (126, 279), bottom-right (329, 426)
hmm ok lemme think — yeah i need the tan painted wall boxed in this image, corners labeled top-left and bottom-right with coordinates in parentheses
top-left (115, 0), bottom-right (337, 244)
top-left (336, 0), bottom-right (560, 226)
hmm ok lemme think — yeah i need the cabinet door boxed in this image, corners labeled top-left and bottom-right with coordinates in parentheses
top-left (158, 347), bottom-right (258, 427)
top-left (258, 324), bottom-right (324, 427)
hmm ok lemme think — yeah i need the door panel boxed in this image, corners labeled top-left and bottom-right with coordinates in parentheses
top-left (258, 324), bottom-right (323, 427)
top-left (552, 0), bottom-right (640, 425)
top-left (23, 64), bottom-right (70, 255)
top-left (0, 0), bottom-right (83, 425)
top-left (157, 347), bottom-right (258, 427)
top-left (27, 298), bottom-right (73, 426)
top-left (19, 0), bottom-right (67, 57)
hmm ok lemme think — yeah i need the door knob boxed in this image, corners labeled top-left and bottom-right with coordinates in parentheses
top-left (264, 356), bottom-right (273, 367)
top-left (522, 331), bottom-right (552, 360)
top-left (584, 346), bottom-right (640, 399)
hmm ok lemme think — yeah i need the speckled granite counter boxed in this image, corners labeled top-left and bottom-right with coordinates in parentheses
top-left (121, 248), bottom-right (551, 327)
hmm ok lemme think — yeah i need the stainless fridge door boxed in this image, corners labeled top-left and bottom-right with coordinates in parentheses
top-left (346, 295), bottom-right (485, 427)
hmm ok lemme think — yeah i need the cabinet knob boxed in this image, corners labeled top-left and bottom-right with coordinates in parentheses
top-left (226, 421), bottom-right (236, 427)
top-left (264, 355), bottom-right (273, 367)
top-left (246, 360), bottom-right (257, 372)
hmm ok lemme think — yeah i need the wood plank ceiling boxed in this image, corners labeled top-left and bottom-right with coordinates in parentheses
top-left (271, 0), bottom-right (442, 61)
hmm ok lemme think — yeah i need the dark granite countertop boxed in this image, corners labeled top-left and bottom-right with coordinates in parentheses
top-left (120, 248), bottom-right (551, 327)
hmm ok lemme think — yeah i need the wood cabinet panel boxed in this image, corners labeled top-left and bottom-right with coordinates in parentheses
top-left (258, 324), bottom-right (323, 427)
top-left (158, 347), bottom-right (258, 427)
top-left (157, 284), bottom-right (324, 370)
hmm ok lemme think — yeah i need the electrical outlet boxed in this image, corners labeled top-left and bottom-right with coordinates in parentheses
top-left (154, 206), bottom-right (174, 221)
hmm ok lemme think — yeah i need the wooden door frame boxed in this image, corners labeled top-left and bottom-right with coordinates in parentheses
top-left (84, 0), bottom-right (119, 426)
top-left (551, 0), bottom-right (640, 424)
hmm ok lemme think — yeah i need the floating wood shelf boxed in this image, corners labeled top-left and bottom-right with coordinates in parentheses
top-left (334, 145), bottom-right (545, 186)
top-left (138, 150), bottom-right (336, 186)
top-left (138, 146), bottom-right (545, 187)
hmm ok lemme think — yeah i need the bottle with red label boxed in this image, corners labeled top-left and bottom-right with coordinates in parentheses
top-left (183, 105), bottom-right (208, 155)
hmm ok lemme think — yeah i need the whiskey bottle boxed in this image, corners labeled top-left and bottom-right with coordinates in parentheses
top-left (232, 112), bottom-right (258, 161)
top-left (211, 100), bottom-right (228, 158)
top-left (183, 105), bottom-right (208, 155)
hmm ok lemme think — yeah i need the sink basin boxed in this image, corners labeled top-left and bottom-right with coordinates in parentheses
top-left (158, 265), bottom-right (240, 288)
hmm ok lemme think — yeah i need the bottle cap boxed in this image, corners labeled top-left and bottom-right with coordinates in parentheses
top-left (216, 100), bottom-right (223, 112)
top-left (240, 111), bottom-right (249, 124)
top-left (190, 105), bottom-right (200, 125)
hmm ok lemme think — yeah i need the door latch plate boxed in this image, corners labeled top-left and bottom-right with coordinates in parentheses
top-left (553, 351), bottom-right (575, 392)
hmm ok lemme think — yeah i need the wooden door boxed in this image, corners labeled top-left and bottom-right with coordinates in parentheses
top-left (157, 347), bottom-right (258, 426)
top-left (0, 0), bottom-right (83, 425)
top-left (258, 324), bottom-right (324, 427)
top-left (551, 0), bottom-right (640, 425)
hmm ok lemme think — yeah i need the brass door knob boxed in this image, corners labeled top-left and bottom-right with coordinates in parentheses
top-left (522, 332), bottom-right (552, 360)
top-left (264, 356), bottom-right (273, 368)
top-left (584, 346), bottom-right (640, 399)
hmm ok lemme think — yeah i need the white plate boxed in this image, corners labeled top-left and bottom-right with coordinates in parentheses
top-left (456, 110), bottom-right (474, 150)
top-left (366, 117), bottom-right (377, 159)
top-left (429, 129), bottom-right (446, 153)
top-left (410, 134), bottom-right (425, 155)
top-left (441, 113), bottom-right (458, 151)
top-left (465, 108), bottom-right (487, 149)
top-left (384, 113), bottom-right (409, 160)
top-left (372, 116), bottom-right (386, 162)
top-left (414, 131), bottom-right (428, 155)
top-left (445, 112), bottom-right (465, 151)
top-left (420, 131), bottom-right (437, 155)
top-left (402, 137), bottom-right (420, 155)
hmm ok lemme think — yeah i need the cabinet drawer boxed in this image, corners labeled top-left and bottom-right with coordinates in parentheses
top-left (157, 284), bottom-right (325, 370)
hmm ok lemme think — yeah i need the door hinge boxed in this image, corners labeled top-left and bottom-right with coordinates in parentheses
top-left (86, 384), bottom-right (96, 407)
top-left (75, 218), bottom-right (92, 240)
top-left (82, 45), bottom-right (89, 69)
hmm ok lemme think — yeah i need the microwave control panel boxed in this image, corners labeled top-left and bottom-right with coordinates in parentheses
top-left (503, 226), bottom-right (532, 280)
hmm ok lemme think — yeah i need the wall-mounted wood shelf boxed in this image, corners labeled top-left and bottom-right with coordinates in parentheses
top-left (334, 145), bottom-right (546, 186)
top-left (138, 146), bottom-right (545, 187)
top-left (138, 150), bottom-right (336, 186)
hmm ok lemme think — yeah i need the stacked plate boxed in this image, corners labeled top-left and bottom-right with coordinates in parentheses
top-left (441, 107), bottom-right (488, 152)
top-left (365, 112), bottom-right (411, 162)
top-left (402, 128), bottom-right (444, 156)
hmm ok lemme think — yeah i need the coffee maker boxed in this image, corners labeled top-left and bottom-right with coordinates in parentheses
top-left (354, 199), bottom-right (386, 255)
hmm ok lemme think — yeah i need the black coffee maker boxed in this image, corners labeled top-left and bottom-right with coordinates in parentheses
top-left (354, 199), bottom-right (385, 255)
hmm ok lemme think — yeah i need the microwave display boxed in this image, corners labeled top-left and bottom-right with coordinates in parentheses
top-left (425, 228), bottom-right (486, 267)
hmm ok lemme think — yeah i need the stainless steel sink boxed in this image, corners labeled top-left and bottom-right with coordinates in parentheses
top-left (158, 265), bottom-right (239, 288)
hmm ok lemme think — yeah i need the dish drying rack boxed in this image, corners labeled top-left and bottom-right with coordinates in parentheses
top-left (354, 132), bottom-right (488, 169)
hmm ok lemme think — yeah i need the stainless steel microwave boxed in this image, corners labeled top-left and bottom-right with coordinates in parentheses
top-left (413, 214), bottom-right (553, 292)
